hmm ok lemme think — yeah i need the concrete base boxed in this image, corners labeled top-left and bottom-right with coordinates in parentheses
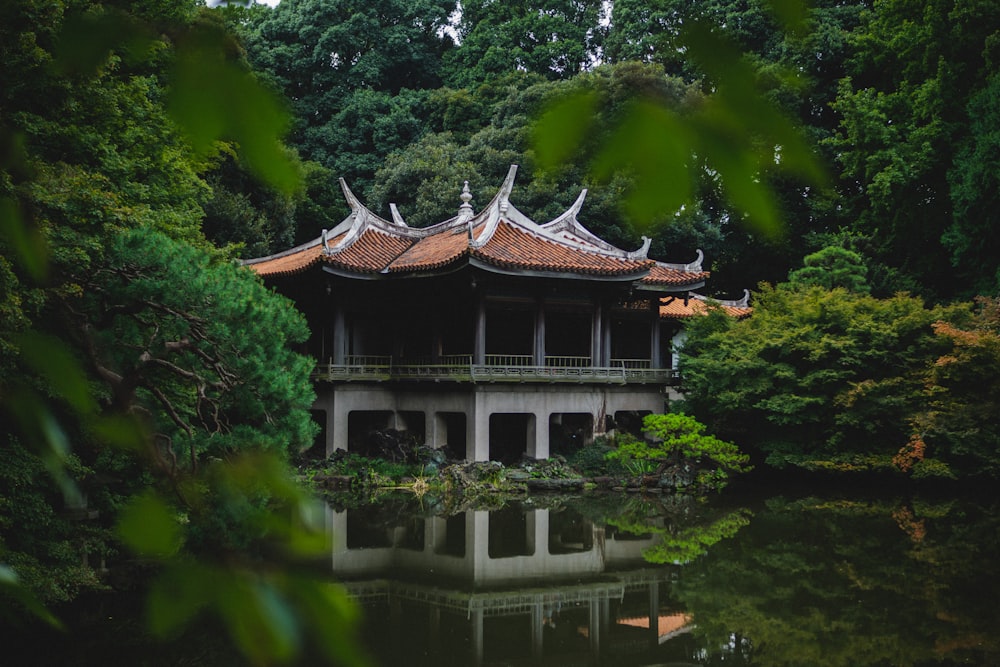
top-left (313, 383), bottom-right (668, 461)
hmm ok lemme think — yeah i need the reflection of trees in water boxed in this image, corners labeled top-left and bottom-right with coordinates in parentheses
top-left (673, 496), bottom-right (1000, 666)
top-left (596, 495), bottom-right (754, 565)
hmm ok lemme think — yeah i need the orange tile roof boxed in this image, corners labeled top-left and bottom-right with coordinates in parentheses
top-left (660, 294), bottom-right (752, 319)
top-left (471, 220), bottom-right (653, 276)
top-left (245, 167), bottom-right (713, 288)
top-left (641, 263), bottom-right (709, 286)
top-left (325, 228), bottom-right (415, 273)
top-left (385, 225), bottom-right (470, 272)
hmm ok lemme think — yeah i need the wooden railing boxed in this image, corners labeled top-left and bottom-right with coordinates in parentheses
top-left (313, 354), bottom-right (679, 385)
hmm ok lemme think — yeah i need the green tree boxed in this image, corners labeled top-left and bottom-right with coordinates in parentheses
top-left (679, 282), bottom-right (969, 471)
top-left (441, 0), bottom-right (605, 88)
top-left (945, 72), bottom-right (1000, 296)
top-left (1, 2), bottom-right (365, 662)
top-left (787, 245), bottom-right (870, 293)
top-left (606, 413), bottom-right (751, 491)
top-left (829, 0), bottom-right (1000, 297)
top-left (906, 297), bottom-right (1000, 479)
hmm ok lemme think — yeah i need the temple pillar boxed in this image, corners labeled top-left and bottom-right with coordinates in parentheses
top-left (426, 412), bottom-right (439, 449)
top-left (468, 394), bottom-right (489, 461)
top-left (589, 594), bottom-right (601, 658)
top-left (531, 602), bottom-right (544, 661)
top-left (533, 297), bottom-right (545, 366)
top-left (527, 413), bottom-right (548, 460)
top-left (648, 581), bottom-right (660, 648)
top-left (591, 301), bottom-right (603, 367)
top-left (333, 307), bottom-right (346, 365)
top-left (328, 398), bottom-right (349, 457)
top-left (650, 299), bottom-right (662, 369)
top-left (474, 296), bottom-right (486, 365)
top-left (471, 608), bottom-right (484, 667)
top-left (601, 310), bottom-right (612, 366)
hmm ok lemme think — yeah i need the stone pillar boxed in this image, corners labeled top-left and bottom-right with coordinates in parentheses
top-left (426, 411), bottom-right (439, 449)
top-left (527, 413), bottom-right (549, 460)
top-left (471, 608), bottom-right (484, 667)
top-left (531, 602), bottom-right (544, 661)
top-left (589, 594), bottom-right (601, 657)
top-left (648, 581), bottom-right (660, 648)
top-left (329, 395), bottom-right (349, 456)
top-left (468, 393), bottom-right (489, 461)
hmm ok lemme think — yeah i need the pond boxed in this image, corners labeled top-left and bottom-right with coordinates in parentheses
top-left (335, 490), bottom-right (1000, 667)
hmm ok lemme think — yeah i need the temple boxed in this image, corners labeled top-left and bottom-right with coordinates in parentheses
top-left (246, 165), bottom-right (745, 461)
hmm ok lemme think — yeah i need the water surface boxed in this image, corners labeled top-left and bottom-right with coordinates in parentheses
top-left (334, 492), bottom-right (1000, 666)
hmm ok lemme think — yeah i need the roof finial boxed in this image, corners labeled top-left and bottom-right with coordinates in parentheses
top-left (458, 181), bottom-right (474, 220)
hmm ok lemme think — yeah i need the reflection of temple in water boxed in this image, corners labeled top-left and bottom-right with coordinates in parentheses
top-left (327, 505), bottom-right (693, 666)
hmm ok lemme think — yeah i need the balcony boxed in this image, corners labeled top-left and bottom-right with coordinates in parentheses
top-left (312, 355), bottom-right (679, 385)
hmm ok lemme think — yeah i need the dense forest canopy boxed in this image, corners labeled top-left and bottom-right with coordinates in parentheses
top-left (2, 0), bottom-right (999, 661)
top-left (226, 0), bottom-right (1000, 299)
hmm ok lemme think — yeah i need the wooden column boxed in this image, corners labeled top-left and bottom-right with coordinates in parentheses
top-left (474, 296), bottom-right (486, 366)
top-left (332, 307), bottom-right (347, 365)
top-left (533, 297), bottom-right (545, 366)
top-left (591, 300), bottom-right (603, 367)
top-left (650, 298), bottom-right (662, 369)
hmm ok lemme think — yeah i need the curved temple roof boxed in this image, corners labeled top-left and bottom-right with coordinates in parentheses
top-left (660, 290), bottom-right (753, 319)
top-left (244, 165), bottom-right (708, 290)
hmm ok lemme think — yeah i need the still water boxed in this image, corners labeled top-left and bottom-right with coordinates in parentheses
top-left (334, 491), bottom-right (1000, 667)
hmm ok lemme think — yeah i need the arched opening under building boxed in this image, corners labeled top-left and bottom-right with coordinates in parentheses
top-left (489, 413), bottom-right (532, 464)
top-left (488, 506), bottom-right (533, 558)
top-left (436, 513), bottom-right (466, 557)
top-left (348, 410), bottom-right (393, 454)
top-left (548, 507), bottom-right (594, 555)
top-left (549, 412), bottom-right (594, 458)
top-left (612, 410), bottom-right (651, 438)
top-left (435, 412), bottom-right (467, 460)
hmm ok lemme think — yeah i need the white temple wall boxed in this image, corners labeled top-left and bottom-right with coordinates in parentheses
top-left (313, 383), bottom-right (667, 460)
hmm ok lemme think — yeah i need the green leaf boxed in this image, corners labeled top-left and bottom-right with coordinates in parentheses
top-left (168, 28), bottom-right (301, 195)
top-left (117, 492), bottom-right (183, 557)
top-left (0, 197), bottom-right (48, 282)
top-left (534, 91), bottom-right (598, 170)
top-left (593, 101), bottom-right (693, 224)
top-left (0, 565), bottom-right (63, 629)
top-left (55, 10), bottom-right (157, 76)
top-left (15, 332), bottom-right (97, 415)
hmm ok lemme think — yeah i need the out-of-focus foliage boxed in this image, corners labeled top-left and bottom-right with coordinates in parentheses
top-left (0, 1), bottom-right (365, 664)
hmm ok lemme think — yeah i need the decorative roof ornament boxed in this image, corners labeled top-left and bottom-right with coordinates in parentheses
top-left (627, 236), bottom-right (652, 260)
top-left (498, 165), bottom-right (517, 215)
top-left (389, 203), bottom-right (408, 227)
top-left (458, 181), bottom-right (474, 220)
top-left (321, 228), bottom-right (330, 255)
top-left (685, 249), bottom-right (704, 272)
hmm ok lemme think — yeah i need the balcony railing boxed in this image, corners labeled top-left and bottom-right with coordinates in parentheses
top-left (313, 354), bottom-right (679, 385)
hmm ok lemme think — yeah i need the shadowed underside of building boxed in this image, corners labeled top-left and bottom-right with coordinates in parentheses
top-left (245, 166), bottom-right (748, 461)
